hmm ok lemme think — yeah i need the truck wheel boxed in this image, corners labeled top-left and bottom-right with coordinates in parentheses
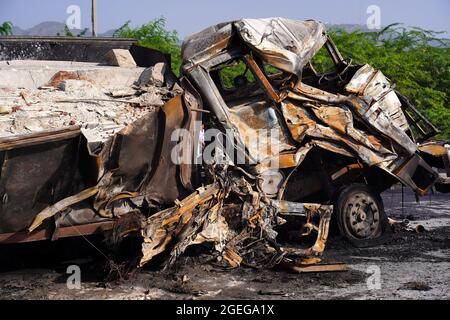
top-left (334, 184), bottom-right (390, 247)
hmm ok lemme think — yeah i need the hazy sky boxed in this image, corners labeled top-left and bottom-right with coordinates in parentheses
top-left (0, 0), bottom-right (449, 38)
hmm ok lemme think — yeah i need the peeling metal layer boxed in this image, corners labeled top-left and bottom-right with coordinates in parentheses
top-left (235, 18), bottom-right (327, 77)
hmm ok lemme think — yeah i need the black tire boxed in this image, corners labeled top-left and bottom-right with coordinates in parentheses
top-left (334, 183), bottom-right (390, 247)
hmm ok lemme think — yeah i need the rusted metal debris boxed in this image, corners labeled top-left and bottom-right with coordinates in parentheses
top-left (388, 218), bottom-right (426, 234)
top-left (0, 18), bottom-right (449, 271)
top-left (280, 260), bottom-right (348, 273)
top-left (138, 164), bottom-right (334, 269)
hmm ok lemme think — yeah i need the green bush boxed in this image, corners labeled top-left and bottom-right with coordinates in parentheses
top-left (114, 17), bottom-right (181, 75)
top-left (0, 21), bottom-right (12, 36)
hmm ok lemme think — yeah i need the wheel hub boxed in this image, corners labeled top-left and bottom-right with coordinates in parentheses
top-left (357, 211), bottom-right (367, 222)
top-left (345, 193), bottom-right (380, 239)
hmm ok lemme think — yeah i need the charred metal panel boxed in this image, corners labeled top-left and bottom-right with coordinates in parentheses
top-left (0, 136), bottom-right (83, 233)
top-left (107, 111), bottom-right (161, 192)
top-left (140, 96), bottom-right (192, 204)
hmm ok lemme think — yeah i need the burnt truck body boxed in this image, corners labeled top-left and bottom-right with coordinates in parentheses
top-left (0, 19), bottom-right (449, 269)
top-left (178, 18), bottom-right (449, 244)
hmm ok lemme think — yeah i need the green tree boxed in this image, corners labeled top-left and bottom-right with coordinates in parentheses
top-left (78, 28), bottom-right (89, 37)
top-left (114, 17), bottom-right (181, 75)
top-left (57, 25), bottom-right (89, 37)
top-left (63, 24), bottom-right (74, 37)
top-left (0, 21), bottom-right (13, 36)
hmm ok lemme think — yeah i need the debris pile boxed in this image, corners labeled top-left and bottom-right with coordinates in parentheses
top-left (139, 164), bottom-right (283, 268)
top-left (124, 142), bottom-right (331, 268)
top-left (137, 165), bottom-right (333, 270)
top-left (0, 59), bottom-right (175, 146)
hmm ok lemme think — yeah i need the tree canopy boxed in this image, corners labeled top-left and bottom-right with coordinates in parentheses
top-left (0, 21), bottom-right (12, 35)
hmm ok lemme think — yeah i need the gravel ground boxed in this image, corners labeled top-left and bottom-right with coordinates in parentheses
top-left (0, 187), bottom-right (449, 300)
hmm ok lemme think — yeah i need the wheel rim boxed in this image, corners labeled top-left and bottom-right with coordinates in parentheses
top-left (343, 192), bottom-right (381, 239)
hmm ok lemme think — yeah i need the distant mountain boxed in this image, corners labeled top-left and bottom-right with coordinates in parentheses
top-left (11, 25), bottom-right (27, 35)
top-left (100, 29), bottom-right (117, 37)
top-left (10, 21), bottom-right (384, 38)
top-left (11, 21), bottom-right (114, 37)
top-left (29, 21), bottom-right (67, 36)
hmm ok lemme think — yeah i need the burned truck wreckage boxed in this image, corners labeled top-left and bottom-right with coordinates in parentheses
top-left (0, 18), bottom-right (449, 271)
